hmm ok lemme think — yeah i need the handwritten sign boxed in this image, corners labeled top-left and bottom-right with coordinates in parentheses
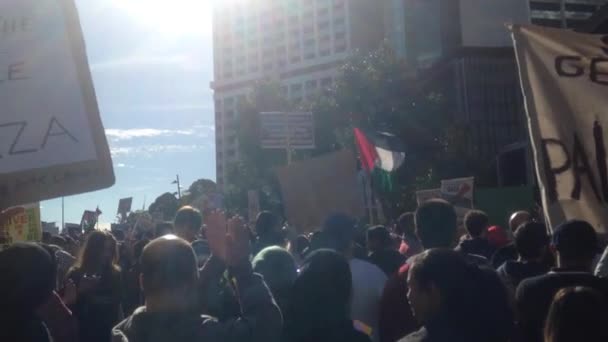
top-left (512, 25), bottom-right (608, 232)
top-left (0, 203), bottom-right (41, 243)
top-left (0, 0), bottom-right (114, 208)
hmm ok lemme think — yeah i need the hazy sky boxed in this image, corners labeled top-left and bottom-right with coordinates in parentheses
top-left (42, 0), bottom-right (216, 228)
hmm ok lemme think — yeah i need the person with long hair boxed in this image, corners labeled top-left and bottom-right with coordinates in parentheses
top-left (544, 287), bottom-right (608, 342)
top-left (66, 231), bottom-right (123, 342)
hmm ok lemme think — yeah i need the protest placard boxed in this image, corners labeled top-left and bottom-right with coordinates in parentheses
top-left (260, 112), bottom-right (315, 150)
top-left (117, 197), bottom-right (133, 215)
top-left (276, 150), bottom-right (364, 232)
top-left (416, 189), bottom-right (442, 206)
top-left (511, 25), bottom-right (608, 232)
top-left (0, 203), bottom-right (41, 243)
top-left (0, 0), bottom-right (114, 209)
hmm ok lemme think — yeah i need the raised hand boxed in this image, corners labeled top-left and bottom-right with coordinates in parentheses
top-left (226, 216), bottom-right (251, 267)
top-left (206, 210), bottom-right (228, 261)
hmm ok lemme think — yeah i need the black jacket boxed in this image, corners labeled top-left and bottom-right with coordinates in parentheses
top-left (455, 238), bottom-right (495, 260)
top-left (112, 262), bottom-right (282, 342)
top-left (497, 260), bottom-right (548, 290)
top-left (516, 269), bottom-right (608, 342)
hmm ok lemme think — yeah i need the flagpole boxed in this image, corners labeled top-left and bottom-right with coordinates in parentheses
top-left (61, 197), bottom-right (65, 233)
top-left (176, 175), bottom-right (182, 199)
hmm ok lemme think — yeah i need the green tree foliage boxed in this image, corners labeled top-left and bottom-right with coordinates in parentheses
top-left (223, 82), bottom-right (288, 216)
top-left (148, 192), bottom-right (179, 221)
top-left (300, 44), bottom-right (476, 217)
top-left (226, 45), bottom-right (474, 219)
top-left (179, 178), bottom-right (218, 207)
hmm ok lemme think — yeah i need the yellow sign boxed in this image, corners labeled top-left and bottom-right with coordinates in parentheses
top-left (1, 203), bottom-right (41, 243)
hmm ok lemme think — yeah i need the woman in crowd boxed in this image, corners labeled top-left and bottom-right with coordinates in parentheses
top-left (284, 249), bottom-right (371, 342)
top-left (66, 231), bottom-right (123, 342)
top-left (544, 287), bottom-right (608, 342)
top-left (403, 249), bottom-right (513, 342)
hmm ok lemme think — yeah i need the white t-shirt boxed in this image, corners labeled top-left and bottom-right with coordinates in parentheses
top-left (349, 258), bottom-right (388, 342)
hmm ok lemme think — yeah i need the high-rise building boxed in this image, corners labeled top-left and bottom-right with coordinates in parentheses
top-left (211, 0), bottom-right (383, 188)
top-left (529, 0), bottom-right (608, 29)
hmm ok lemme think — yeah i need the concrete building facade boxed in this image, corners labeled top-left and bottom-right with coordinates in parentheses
top-left (211, 0), bottom-right (383, 187)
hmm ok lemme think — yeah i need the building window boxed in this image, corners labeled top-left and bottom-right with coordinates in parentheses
top-left (335, 32), bottom-right (346, 40)
top-left (319, 49), bottom-right (330, 56)
top-left (318, 20), bottom-right (330, 30)
top-left (227, 150), bottom-right (236, 157)
top-left (321, 77), bottom-right (332, 87)
top-left (305, 80), bottom-right (317, 90)
top-left (290, 56), bottom-right (301, 63)
top-left (335, 44), bottom-right (347, 53)
top-left (305, 52), bottom-right (316, 59)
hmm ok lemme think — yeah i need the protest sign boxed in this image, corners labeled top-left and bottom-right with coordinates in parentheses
top-left (416, 189), bottom-right (442, 206)
top-left (0, 0), bottom-right (114, 209)
top-left (511, 25), bottom-right (608, 232)
top-left (442, 177), bottom-right (475, 227)
top-left (260, 112), bottom-right (315, 149)
top-left (276, 150), bottom-right (364, 232)
top-left (117, 197), bottom-right (133, 215)
top-left (0, 203), bottom-right (41, 243)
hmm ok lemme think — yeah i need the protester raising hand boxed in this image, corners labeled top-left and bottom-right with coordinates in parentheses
top-left (226, 216), bottom-right (251, 267)
top-left (206, 210), bottom-right (228, 261)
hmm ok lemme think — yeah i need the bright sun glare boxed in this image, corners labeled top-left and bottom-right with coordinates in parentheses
top-left (113, 0), bottom-right (214, 36)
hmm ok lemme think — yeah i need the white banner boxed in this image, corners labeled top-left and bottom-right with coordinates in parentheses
top-left (512, 25), bottom-right (608, 233)
top-left (0, 0), bottom-right (114, 208)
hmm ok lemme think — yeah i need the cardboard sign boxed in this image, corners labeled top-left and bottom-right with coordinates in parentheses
top-left (0, 0), bottom-right (114, 209)
top-left (1, 203), bottom-right (41, 243)
top-left (117, 197), bottom-right (133, 215)
top-left (277, 150), bottom-right (364, 232)
top-left (512, 25), bottom-right (608, 232)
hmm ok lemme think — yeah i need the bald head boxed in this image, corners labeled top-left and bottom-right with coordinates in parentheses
top-left (140, 235), bottom-right (198, 296)
top-left (509, 211), bottom-right (531, 232)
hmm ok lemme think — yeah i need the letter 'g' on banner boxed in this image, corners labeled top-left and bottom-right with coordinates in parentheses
top-left (511, 25), bottom-right (608, 233)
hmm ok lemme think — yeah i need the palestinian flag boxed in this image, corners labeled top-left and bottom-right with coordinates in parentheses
top-left (354, 128), bottom-right (406, 192)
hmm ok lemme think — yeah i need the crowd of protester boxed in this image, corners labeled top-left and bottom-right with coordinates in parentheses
top-left (2, 200), bottom-right (608, 342)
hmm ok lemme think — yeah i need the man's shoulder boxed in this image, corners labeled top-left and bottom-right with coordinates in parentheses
top-left (350, 258), bottom-right (388, 281)
top-left (518, 271), bottom-right (608, 298)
